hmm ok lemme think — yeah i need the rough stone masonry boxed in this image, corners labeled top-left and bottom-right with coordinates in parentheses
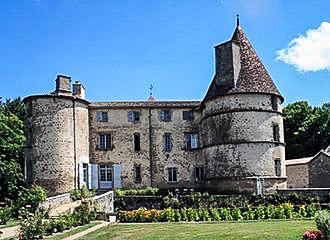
top-left (23, 22), bottom-right (286, 196)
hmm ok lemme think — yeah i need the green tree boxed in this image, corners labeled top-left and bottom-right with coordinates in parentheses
top-left (0, 98), bottom-right (26, 200)
top-left (283, 101), bottom-right (330, 159)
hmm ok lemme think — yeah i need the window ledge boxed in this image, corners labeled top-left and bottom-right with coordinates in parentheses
top-left (96, 146), bottom-right (114, 151)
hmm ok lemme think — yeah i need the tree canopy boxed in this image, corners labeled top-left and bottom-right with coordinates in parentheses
top-left (0, 98), bottom-right (26, 200)
top-left (283, 101), bottom-right (330, 159)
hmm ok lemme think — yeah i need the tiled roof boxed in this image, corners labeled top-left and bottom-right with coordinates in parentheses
top-left (204, 26), bottom-right (283, 102)
top-left (285, 157), bottom-right (313, 166)
top-left (89, 101), bottom-right (201, 109)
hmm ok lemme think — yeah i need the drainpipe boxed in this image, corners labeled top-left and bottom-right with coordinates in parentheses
top-left (73, 98), bottom-right (77, 189)
top-left (148, 107), bottom-right (153, 187)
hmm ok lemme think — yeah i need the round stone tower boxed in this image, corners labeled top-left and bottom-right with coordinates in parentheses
top-left (24, 75), bottom-right (89, 196)
top-left (201, 23), bottom-right (286, 193)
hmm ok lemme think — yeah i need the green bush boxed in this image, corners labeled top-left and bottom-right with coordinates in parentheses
top-left (115, 187), bottom-right (159, 196)
top-left (69, 186), bottom-right (95, 201)
top-left (17, 206), bottom-right (48, 240)
top-left (0, 206), bottom-right (12, 225)
top-left (315, 210), bottom-right (330, 239)
top-left (15, 185), bottom-right (47, 214)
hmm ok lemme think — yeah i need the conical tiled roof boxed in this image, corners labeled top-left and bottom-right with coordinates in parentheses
top-left (204, 25), bottom-right (284, 102)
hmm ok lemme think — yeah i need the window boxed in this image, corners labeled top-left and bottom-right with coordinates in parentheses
top-left (134, 165), bottom-right (141, 183)
top-left (99, 133), bottom-right (111, 150)
top-left (128, 111), bottom-right (140, 123)
top-left (100, 165), bottom-right (112, 182)
top-left (83, 163), bottom-right (88, 183)
top-left (185, 133), bottom-right (198, 149)
top-left (195, 167), bottom-right (205, 182)
top-left (160, 110), bottom-right (171, 121)
top-left (163, 133), bottom-right (172, 152)
top-left (96, 112), bottom-right (108, 122)
top-left (271, 96), bottom-right (278, 111)
top-left (274, 159), bottom-right (281, 177)
top-left (134, 133), bottom-right (141, 151)
top-left (273, 124), bottom-right (280, 142)
top-left (168, 167), bottom-right (177, 182)
top-left (183, 110), bottom-right (194, 121)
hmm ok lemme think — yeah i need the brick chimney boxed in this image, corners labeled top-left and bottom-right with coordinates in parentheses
top-left (55, 75), bottom-right (72, 96)
top-left (72, 81), bottom-right (86, 99)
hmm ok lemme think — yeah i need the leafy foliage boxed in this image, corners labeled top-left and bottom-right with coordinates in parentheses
top-left (283, 101), bottom-right (330, 159)
top-left (118, 203), bottom-right (320, 223)
top-left (14, 185), bottom-right (47, 215)
top-left (0, 109), bottom-right (25, 200)
top-left (315, 210), bottom-right (330, 239)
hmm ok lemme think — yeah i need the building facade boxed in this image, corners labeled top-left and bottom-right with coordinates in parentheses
top-left (286, 146), bottom-right (330, 188)
top-left (24, 23), bottom-right (286, 196)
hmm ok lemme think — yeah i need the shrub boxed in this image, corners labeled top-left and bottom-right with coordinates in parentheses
top-left (219, 208), bottom-right (233, 221)
top-left (315, 210), bottom-right (330, 239)
top-left (254, 205), bottom-right (265, 220)
top-left (0, 206), bottom-right (12, 225)
top-left (69, 189), bottom-right (82, 201)
top-left (115, 187), bottom-right (159, 196)
top-left (282, 203), bottom-right (294, 219)
top-left (15, 185), bottom-right (47, 214)
top-left (210, 208), bottom-right (221, 221)
top-left (180, 208), bottom-right (188, 221)
top-left (17, 206), bottom-right (48, 240)
top-left (232, 208), bottom-right (242, 221)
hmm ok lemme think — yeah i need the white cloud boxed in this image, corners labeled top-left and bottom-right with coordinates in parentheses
top-left (276, 22), bottom-right (330, 72)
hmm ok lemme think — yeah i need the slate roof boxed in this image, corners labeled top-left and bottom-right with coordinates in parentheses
top-left (89, 101), bottom-right (201, 109)
top-left (204, 25), bottom-right (283, 102)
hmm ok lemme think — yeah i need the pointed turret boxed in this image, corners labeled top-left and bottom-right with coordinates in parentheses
top-left (204, 21), bottom-right (283, 102)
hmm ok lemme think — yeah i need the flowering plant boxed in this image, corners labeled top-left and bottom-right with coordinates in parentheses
top-left (303, 230), bottom-right (323, 240)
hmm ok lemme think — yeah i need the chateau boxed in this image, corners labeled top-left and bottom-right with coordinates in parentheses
top-left (23, 22), bottom-right (287, 196)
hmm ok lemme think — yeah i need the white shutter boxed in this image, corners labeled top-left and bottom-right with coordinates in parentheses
top-left (128, 111), bottom-right (134, 122)
top-left (113, 164), bottom-right (121, 189)
top-left (191, 134), bottom-right (198, 149)
top-left (79, 163), bottom-right (84, 189)
top-left (91, 164), bottom-right (99, 189)
top-left (88, 164), bottom-right (92, 189)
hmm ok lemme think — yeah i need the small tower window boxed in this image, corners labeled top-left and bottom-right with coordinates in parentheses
top-left (195, 167), bottom-right (205, 182)
top-left (134, 133), bottom-right (141, 151)
top-left (163, 133), bottom-right (172, 152)
top-left (271, 96), bottom-right (278, 111)
top-left (168, 167), bottom-right (177, 182)
top-left (134, 165), bottom-right (141, 183)
top-left (274, 159), bottom-right (281, 177)
top-left (273, 124), bottom-right (280, 142)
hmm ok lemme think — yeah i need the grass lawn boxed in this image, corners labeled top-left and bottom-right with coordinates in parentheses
top-left (47, 221), bottom-right (102, 240)
top-left (78, 220), bottom-right (316, 240)
top-left (0, 220), bottom-right (19, 230)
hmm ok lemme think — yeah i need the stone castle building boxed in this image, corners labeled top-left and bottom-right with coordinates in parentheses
top-left (23, 22), bottom-right (287, 196)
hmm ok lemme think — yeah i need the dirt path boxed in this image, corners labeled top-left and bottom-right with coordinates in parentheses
top-left (61, 221), bottom-right (109, 240)
top-left (0, 225), bottom-right (18, 239)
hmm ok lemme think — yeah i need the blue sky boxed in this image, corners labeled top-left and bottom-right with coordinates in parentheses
top-left (1, 0), bottom-right (329, 106)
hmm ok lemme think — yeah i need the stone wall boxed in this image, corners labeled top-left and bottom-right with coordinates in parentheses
top-left (286, 164), bottom-right (309, 188)
top-left (24, 96), bottom-right (89, 195)
top-left (89, 105), bottom-right (202, 189)
top-left (309, 153), bottom-right (330, 188)
top-left (93, 191), bottom-right (114, 213)
top-left (200, 93), bottom-right (285, 192)
top-left (38, 193), bottom-right (71, 210)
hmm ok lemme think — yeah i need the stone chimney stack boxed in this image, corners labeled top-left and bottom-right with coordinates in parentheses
top-left (214, 41), bottom-right (241, 90)
top-left (72, 81), bottom-right (86, 99)
top-left (55, 75), bottom-right (72, 96)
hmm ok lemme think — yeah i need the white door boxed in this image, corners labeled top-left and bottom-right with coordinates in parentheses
top-left (99, 165), bottom-right (112, 189)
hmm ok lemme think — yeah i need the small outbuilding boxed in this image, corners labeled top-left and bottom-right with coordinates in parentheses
top-left (286, 145), bottom-right (330, 188)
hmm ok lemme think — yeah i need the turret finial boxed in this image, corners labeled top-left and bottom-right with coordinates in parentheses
top-left (236, 14), bottom-right (240, 27)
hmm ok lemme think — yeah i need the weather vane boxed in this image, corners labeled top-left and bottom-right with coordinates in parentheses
top-left (236, 14), bottom-right (240, 27)
top-left (149, 84), bottom-right (153, 96)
